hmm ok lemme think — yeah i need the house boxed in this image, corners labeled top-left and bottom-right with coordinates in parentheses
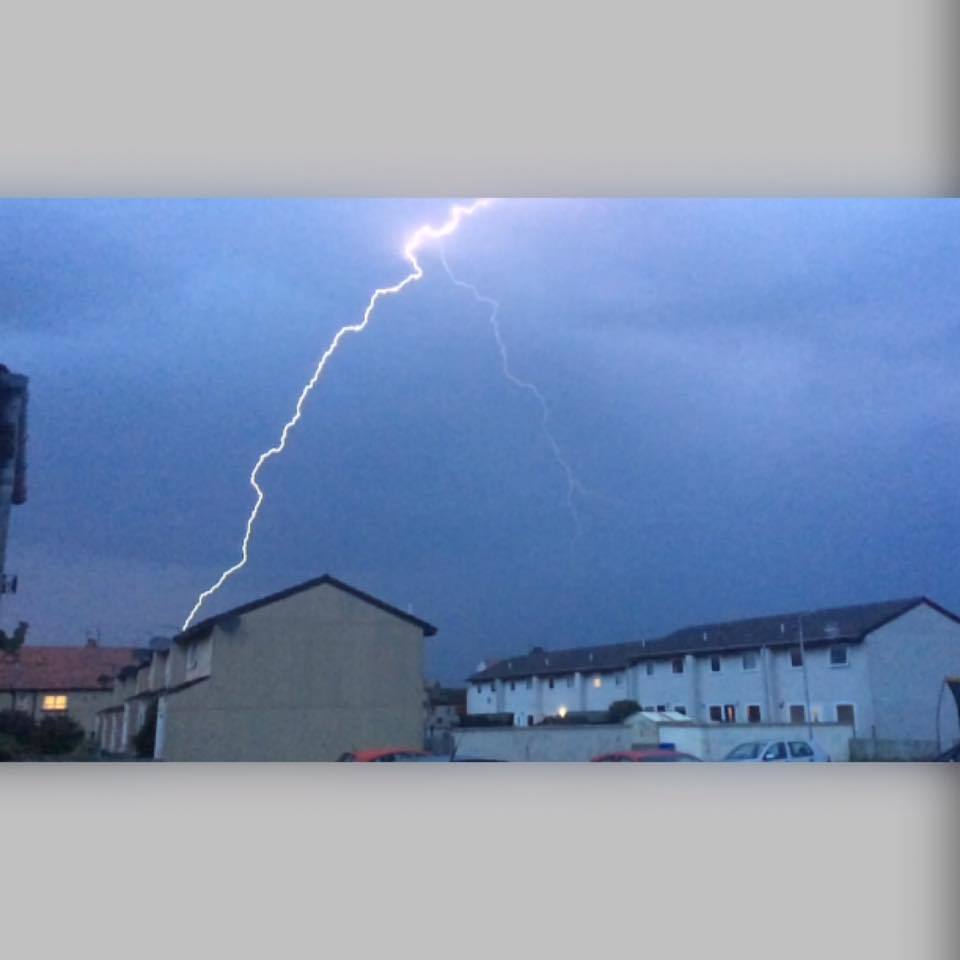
top-left (0, 364), bottom-right (28, 599)
top-left (467, 597), bottom-right (960, 755)
top-left (424, 681), bottom-right (466, 753)
top-left (0, 639), bottom-right (148, 739)
top-left (98, 574), bottom-right (438, 761)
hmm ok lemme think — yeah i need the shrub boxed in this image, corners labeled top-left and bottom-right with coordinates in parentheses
top-left (608, 700), bottom-right (642, 723)
top-left (29, 715), bottom-right (85, 756)
top-left (0, 709), bottom-right (36, 743)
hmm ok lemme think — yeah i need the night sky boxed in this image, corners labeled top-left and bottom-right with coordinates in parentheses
top-left (2, 198), bottom-right (958, 684)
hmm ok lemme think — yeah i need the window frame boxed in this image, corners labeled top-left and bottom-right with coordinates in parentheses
top-left (741, 651), bottom-right (758, 672)
top-left (41, 693), bottom-right (68, 712)
top-left (747, 704), bottom-right (762, 723)
top-left (671, 657), bottom-right (685, 674)
top-left (829, 644), bottom-right (849, 667)
top-left (708, 705), bottom-right (723, 723)
top-left (710, 655), bottom-right (721, 673)
top-left (836, 703), bottom-right (856, 728)
top-left (788, 703), bottom-right (807, 724)
top-left (645, 662), bottom-right (654, 676)
top-left (789, 646), bottom-right (803, 668)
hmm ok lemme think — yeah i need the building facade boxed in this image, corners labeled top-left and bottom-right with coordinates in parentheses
top-left (467, 597), bottom-right (960, 750)
top-left (0, 640), bottom-right (147, 739)
top-left (99, 574), bottom-right (438, 761)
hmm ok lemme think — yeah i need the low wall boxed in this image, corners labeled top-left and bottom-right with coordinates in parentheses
top-left (451, 723), bottom-right (657, 761)
top-left (659, 722), bottom-right (853, 761)
top-left (849, 738), bottom-right (938, 762)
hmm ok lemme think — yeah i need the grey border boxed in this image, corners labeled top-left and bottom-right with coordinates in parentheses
top-left (1, 2), bottom-right (957, 957)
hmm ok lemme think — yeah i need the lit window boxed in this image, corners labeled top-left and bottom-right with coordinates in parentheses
top-left (710, 655), bottom-right (721, 673)
top-left (829, 645), bottom-right (848, 666)
top-left (645, 662), bottom-right (654, 676)
top-left (742, 652), bottom-right (757, 671)
top-left (672, 657), bottom-right (684, 674)
top-left (592, 675), bottom-right (602, 688)
top-left (557, 706), bottom-right (568, 719)
top-left (747, 705), bottom-right (762, 723)
top-left (42, 694), bottom-right (68, 712)
top-left (789, 647), bottom-right (803, 668)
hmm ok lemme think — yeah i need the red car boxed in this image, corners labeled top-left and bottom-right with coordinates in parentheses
top-left (336, 748), bottom-right (429, 762)
top-left (591, 749), bottom-right (702, 762)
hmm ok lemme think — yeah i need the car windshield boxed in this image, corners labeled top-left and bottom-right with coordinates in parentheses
top-left (726, 742), bottom-right (764, 760)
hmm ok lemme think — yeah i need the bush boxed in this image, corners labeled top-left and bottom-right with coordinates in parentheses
top-left (608, 700), bottom-right (642, 722)
top-left (0, 708), bottom-right (37, 744)
top-left (29, 715), bottom-right (85, 756)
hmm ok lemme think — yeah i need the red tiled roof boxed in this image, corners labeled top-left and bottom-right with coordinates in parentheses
top-left (0, 644), bottom-right (146, 692)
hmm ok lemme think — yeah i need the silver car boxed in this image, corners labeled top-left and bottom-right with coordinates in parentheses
top-left (723, 739), bottom-right (831, 762)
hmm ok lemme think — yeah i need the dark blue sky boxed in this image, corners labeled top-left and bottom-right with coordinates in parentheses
top-left (2, 199), bottom-right (958, 683)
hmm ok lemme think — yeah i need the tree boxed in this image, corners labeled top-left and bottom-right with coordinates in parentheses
top-left (30, 714), bottom-right (85, 756)
top-left (0, 621), bottom-right (28, 654)
top-left (608, 700), bottom-right (642, 723)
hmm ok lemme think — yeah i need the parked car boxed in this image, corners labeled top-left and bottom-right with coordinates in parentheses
top-left (722, 739), bottom-right (831, 762)
top-left (591, 748), bottom-right (702, 762)
top-left (336, 748), bottom-right (429, 762)
top-left (402, 754), bottom-right (505, 762)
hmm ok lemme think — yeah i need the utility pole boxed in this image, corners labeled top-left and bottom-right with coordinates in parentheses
top-left (798, 614), bottom-right (814, 740)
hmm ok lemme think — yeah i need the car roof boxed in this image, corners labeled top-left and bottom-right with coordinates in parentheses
top-left (348, 748), bottom-right (428, 762)
top-left (592, 749), bottom-right (699, 761)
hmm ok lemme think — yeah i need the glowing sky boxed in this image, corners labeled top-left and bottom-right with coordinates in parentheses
top-left (2, 199), bottom-right (958, 682)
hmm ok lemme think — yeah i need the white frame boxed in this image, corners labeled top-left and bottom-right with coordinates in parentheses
top-left (829, 643), bottom-right (849, 667)
top-left (710, 655), bottom-right (722, 673)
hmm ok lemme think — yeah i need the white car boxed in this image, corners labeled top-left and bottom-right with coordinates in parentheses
top-left (723, 739), bottom-right (831, 762)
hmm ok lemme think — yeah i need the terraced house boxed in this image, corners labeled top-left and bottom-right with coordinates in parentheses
top-left (467, 597), bottom-right (960, 753)
top-left (98, 574), bottom-right (437, 761)
top-left (0, 640), bottom-right (147, 739)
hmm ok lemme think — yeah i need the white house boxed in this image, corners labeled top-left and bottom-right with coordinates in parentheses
top-left (466, 597), bottom-right (960, 751)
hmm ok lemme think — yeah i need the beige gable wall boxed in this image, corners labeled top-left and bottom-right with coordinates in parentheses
top-left (162, 582), bottom-right (427, 761)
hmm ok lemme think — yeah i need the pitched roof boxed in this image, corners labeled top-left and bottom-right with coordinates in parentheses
top-left (177, 573), bottom-right (438, 643)
top-left (468, 597), bottom-right (944, 682)
top-left (0, 644), bottom-right (148, 692)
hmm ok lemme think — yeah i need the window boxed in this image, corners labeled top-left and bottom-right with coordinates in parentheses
top-left (709, 705), bottom-right (723, 722)
top-left (788, 741), bottom-right (814, 759)
top-left (526, 715), bottom-right (533, 727)
top-left (836, 704), bottom-right (856, 728)
top-left (789, 646), bottom-right (803, 668)
top-left (710, 655), bottom-right (721, 673)
top-left (723, 704), bottom-right (736, 723)
top-left (548, 678), bottom-right (555, 689)
top-left (643, 705), bottom-right (655, 712)
top-left (645, 662), bottom-right (654, 676)
top-left (592, 675), bottom-right (602, 688)
top-left (789, 704), bottom-right (806, 724)
top-left (525, 678), bottom-right (533, 690)
top-left (672, 657), bottom-right (684, 674)
top-left (42, 694), bottom-right (68, 712)
top-left (747, 705), bottom-right (762, 723)
top-left (615, 673), bottom-right (623, 686)
top-left (741, 652), bottom-right (757, 671)
top-left (763, 742), bottom-right (787, 761)
top-left (510, 681), bottom-right (515, 691)
top-left (674, 705), bottom-right (687, 715)
top-left (566, 676), bottom-right (574, 688)
top-left (656, 704), bottom-right (667, 712)
top-left (829, 644), bottom-right (848, 666)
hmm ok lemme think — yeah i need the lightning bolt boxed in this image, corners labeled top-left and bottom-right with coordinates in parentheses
top-left (182, 198), bottom-right (494, 630)
top-left (437, 246), bottom-right (589, 547)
